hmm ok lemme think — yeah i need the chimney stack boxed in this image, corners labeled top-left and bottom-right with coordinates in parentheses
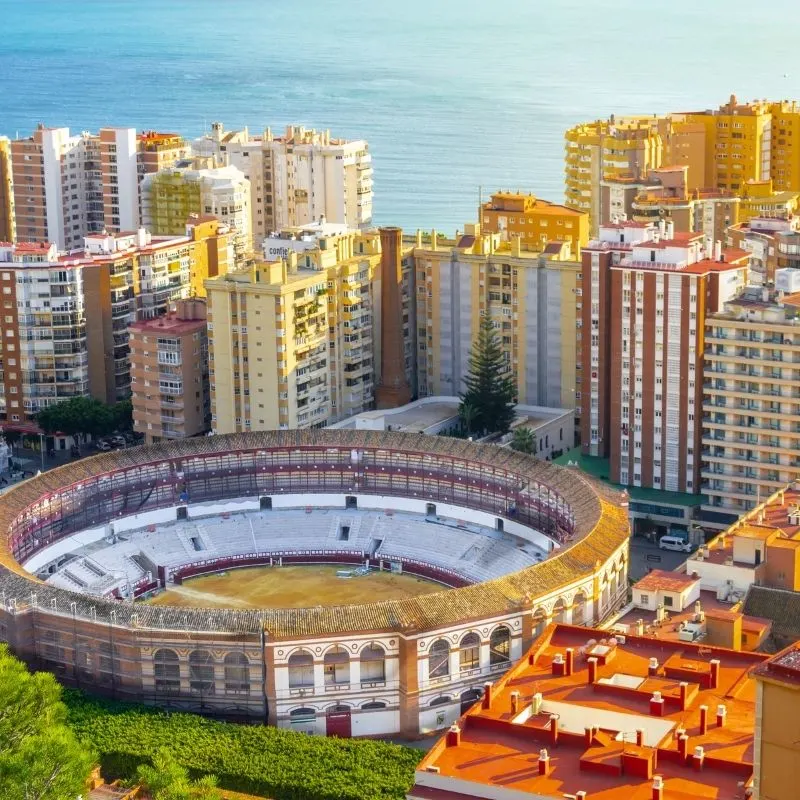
top-left (699, 705), bottom-right (709, 735)
top-left (716, 703), bottom-right (727, 728)
top-left (652, 775), bottom-right (664, 800)
top-left (532, 692), bottom-right (543, 714)
top-left (510, 691), bottom-right (520, 715)
top-left (636, 729), bottom-right (644, 747)
top-left (650, 691), bottom-right (665, 717)
top-left (538, 748), bottom-right (550, 776)
top-left (679, 682), bottom-right (689, 710)
top-left (588, 657), bottom-right (598, 684)
top-left (693, 745), bottom-right (705, 770)
top-left (709, 659), bottom-right (720, 690)
top-left (549, 714), bottom-right (559, 746)
top-left (565, 648), bottom-right (574, 676)
top-left (648, 657), bottom-right (659, 677)
top-left (446, 724), bottom-right (461, 747)
top-left (482, 682), bottom-right (492, 710)
top-left (678, 733), bottom-right (689, 761)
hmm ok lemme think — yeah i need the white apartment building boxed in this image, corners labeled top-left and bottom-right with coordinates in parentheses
top-left (194, 124), bottom-right (373, 246)
top-left (10, 126), bottom-right (142, 251)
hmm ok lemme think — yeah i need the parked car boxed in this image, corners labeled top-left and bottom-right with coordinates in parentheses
top-left (110, 435), bottom-right (127, 447)
top-left (96, 441), bottom-right (112, 452)
top-left (659, 535), bottom-right (693, 553)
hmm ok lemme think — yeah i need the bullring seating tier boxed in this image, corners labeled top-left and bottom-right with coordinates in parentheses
top-left (38, 509), bottom-right (548, 598)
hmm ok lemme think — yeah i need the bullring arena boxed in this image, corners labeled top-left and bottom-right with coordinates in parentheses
top-left (0, 430), bottom-right (629, 737)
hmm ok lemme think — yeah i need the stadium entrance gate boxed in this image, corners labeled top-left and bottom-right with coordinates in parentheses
top-left (326, 705), bottom-right (352, 738)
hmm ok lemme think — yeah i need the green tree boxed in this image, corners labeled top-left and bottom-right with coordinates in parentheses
top-left (112, 399), bottom-right (133, 432)
top-left (36, 396), bottom-right (119, 441)
top-left (0, 644), bottom-right (94, 800)
top-left (137, 749), bottom-right (221, 800)
top-left (510, 426), bottom-right (536, 455)
top-left (458, 400), bottom-right (479, 436)
top-left (459, 317), bottom-right (516, 436)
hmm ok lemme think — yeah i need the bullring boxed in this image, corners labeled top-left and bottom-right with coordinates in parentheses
top-left (0, 429), bottom-right (629, 737)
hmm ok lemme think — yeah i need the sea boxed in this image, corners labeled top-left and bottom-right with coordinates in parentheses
top-left (1, 0), bottom-right (799, 232)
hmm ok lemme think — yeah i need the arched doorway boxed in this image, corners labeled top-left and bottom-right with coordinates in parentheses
top-left (572, 592), bottom-right (587, 626)
top-left (326, 703), bottom-right (352, 738)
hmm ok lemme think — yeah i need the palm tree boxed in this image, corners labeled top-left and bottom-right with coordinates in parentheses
top-left (459, 400), bottom-right (479, 436)
top-left (510, 427), bottom-right (536, 455)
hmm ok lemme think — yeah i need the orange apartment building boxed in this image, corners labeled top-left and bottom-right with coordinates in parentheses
top-left (129, 298), bottom-right (210, 444)
top-left (481, 191), bottom-right (589, 254)
top-left (580, 219), bottom-right (749, 492)
top-left (410, 622), bottom-right (767, 800)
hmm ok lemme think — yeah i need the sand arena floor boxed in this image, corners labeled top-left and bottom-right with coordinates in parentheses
top-left (144, 564), bottom-right (445, 609)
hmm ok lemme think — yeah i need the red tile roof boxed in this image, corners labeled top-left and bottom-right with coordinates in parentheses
top-left (634, 570), bottom-right (698, 593)
top-left (412, 623), bottom-right (766, 800)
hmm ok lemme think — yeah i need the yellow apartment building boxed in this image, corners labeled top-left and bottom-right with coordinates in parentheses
top-left (206, 229), bottom-right (388, 433)
top-left (0, 137), bottom-right (14, 243)
top-left (565, 116), bottom-right (664, 232)
top-left (412, 225), bottom-right (580, 417)
top-left (569, 96), bottom-right (800, 235)
top-left (185, 214), bottom-right (233, 298)
top-left (480, 191), bottom-right (588, 254)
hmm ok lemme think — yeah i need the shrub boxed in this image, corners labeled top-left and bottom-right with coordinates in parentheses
top-left (65, 691), bottom-right (421, 800)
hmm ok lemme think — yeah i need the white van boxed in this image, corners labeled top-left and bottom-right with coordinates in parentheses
top-left (659, 535), bottom-right (692, 553)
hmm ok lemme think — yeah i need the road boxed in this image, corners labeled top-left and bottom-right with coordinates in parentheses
top-left (628, 537), bottom-right (691, 582)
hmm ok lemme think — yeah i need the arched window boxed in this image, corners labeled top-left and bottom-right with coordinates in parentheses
top-left (324, 646), bottom-right (350, 686)
top-left (361, 701), bottom-right (387, 711)
top-left (288, 650), bottom-right (314, 688)
top-left (553, 598), bottom-right (567, 623)
top-left (429, 639), bottom-right (450, 680)
top-left (224, 652), bottom-right (250, 695)
top-left (489, 626), bottom-right (511, 665)
top-left (290, 707), bottom-right (317, 723)
top-left (189, 650), bottom-right (215, 695)
top-left (459, 632), bottom-right (480, 672)
top-left (360, 644), bottom-right (386, 685)
top-left (154, 648), bottom-right (180, 693)
top-left (572, 593), bottom-right (587, 626)
top-left (532, 608), bottom-right (548, 639)
top-left (430, 695), bottom-right (452, 707)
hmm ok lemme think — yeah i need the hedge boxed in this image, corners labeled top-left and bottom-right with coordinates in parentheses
top-left (64, 691), bottom-right (422, 800)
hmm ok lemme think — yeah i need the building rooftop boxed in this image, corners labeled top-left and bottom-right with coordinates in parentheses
top-left (554, 448), bottom-right (705, 507)
top-left (615, 589), bottom-right (771, 647)
top-left (742, 585), bottom-right (800, 650)
top-left (635, 569), bottom-right (697, 593)
top-left (412, 623), bottom-right (765, 800)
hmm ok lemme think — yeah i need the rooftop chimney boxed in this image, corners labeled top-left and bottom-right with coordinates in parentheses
top-left (482, 682), bottom-right (492, 710)
top-left (699, 705), bottom-right (709, 735)
top-left (446, 724), bottom-right (461, 747)
top-left (652, 775), bottom-right (664, 800)
top-left (538, 748), bottom-right (550, 776)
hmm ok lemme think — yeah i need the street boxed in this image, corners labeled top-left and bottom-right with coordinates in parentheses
top-left (628, 537), bottom-right (692, 582)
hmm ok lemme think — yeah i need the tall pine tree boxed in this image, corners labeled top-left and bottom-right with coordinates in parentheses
top-left (459, 317), bottom-right (516, 435)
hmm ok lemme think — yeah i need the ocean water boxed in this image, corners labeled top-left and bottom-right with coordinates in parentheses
top-left (1, 0), bottom-right (799, 232)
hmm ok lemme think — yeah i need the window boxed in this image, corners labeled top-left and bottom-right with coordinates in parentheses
top-left (459, 632), bottom-right (480, 672)
top-left (224, 652), bottom-right (250, 695)
top-left (663, 596), bottom-right (673, 608)
top-left (323, 646), bottom-right (350, 686)
top-left (288, 650), bottom-right (314, 688)
top-left (429, 639), bottom-right (450, 679)
top-left (154, 649), bottom-right (180, 693)
top-left (360, 644), bottom-right (386, 684)
top-left (189, 650), bottom-right (215, 695)
top-left (489, 626), bottom-right (511, 665)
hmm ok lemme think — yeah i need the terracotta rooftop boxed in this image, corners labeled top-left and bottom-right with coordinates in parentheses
top-left (412, 623), bottom-right (766, 800)
top-left (742, 585), bottom-right (800, 649)
top-left (634, 570), bottom-right (698, 594)
top-left (751, 641), bottom-right (800, 688)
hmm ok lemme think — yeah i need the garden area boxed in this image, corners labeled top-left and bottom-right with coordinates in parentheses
top-left (0, 641), bottom-right (422, 800)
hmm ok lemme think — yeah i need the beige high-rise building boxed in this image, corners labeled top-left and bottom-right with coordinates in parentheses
top-left (129, 299), bottom-right (210, 444)
top-left (412, 226), bottom-right (581, 414)
top-left (206, 228), bottom-right (391, 433)
top-left (702, 278), bottom-right (800, 524)
top-left (0, 137), bottom-right (14, 243)
top-left (140, 164), bottom-right (252, 264)
top-left (194, 123), bottom-right (373, 247)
